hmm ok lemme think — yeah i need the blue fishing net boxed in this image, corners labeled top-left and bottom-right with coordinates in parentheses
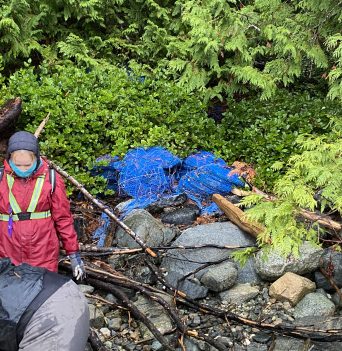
top-left (176, 161), bottom-right (245, 214)
top-left (92, 212), bottom-right (111, 247)
top-left (92, 148), bottom-right (245, 214)
top-left (91, 147), bottom-right (247, 245)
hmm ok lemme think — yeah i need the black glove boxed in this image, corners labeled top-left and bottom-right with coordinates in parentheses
top-left (69, 252), bottom-right (86, 280)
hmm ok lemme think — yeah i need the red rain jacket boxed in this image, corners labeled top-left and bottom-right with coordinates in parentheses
top-left (0, 159), bottom-right (79, 272)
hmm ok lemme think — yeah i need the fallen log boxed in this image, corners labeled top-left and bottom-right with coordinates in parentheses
top-left (231, 188), bottom-right (342, 232)
top-left (212, 193), bottom-right (265, 239)
top-left (0, 97), bottom-right (22, 134)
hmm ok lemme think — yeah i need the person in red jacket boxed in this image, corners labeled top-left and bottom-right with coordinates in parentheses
top-left (0, 131), bottom-right (85, 279)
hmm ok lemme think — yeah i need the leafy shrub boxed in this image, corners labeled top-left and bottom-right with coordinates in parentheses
top-left (241, 122), bottom-right (342, 256)
top-left (0, 62), bottom-right (220, 193)
top-left (220, 91), bottom-right (339, 188)
top-left (1, 62), bottom-right (339, 194)
top-left (0, 0), bottom-right (341, 102)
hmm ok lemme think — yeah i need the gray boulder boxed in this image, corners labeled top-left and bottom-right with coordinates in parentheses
top-left (165, 271), bottom-right (208, 300)
top-left (293, 316), bottom-right (342, 350)
top-left (271, 337), bottom-right (306, 351)
top-left (116, 209), bottom-right (176, 248)
top-left (161, 222), bottom-right (260, 299)
top-left (255, 241), bottom-right (323, 281)
top-left (219, 283), bottom-right (260, 305)
top-left (134, 292), bottom-right (174, 339)
top-left (88, 304), bottom-right (105, 329)
top-left (160, 204), bottom-right (200, 225)
top-left (293, 292), bottom-right (335, 319)
top-left (200, 261), bottom-right (238, 292)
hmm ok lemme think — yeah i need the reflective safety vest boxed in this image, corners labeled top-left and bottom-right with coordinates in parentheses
top-left (0, 174), bottom-right (51, 222)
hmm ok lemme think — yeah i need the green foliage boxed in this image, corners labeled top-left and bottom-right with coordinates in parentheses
top-left (0, 62), bottom-right (219, 193)
top-left (232, 247), bottom-right (258, 266)
top-left (1, 60), bottom-right (339, 194)
top-left (164, 0), bottom-right (341, 101)
top-left (0, 0), bottom-right (341, 101)
top-left (219, 90), bottom-right (339, 188)
top-left (242, 125), bottom-right (342, 256)
top-left (325, 34), bottom-right (342, 102)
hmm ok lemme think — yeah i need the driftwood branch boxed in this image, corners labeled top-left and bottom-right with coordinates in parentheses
top-left (212, 193), bottom-right (265, 239)
top-left (88, 328), bottom-right (108, 351)
top-left (145, 261), bottom-right (342, 342)
top-left (34, 112), bottom-right (50, 138)
top-left (79, 243), bottom-right (257, 255)
top-left (86, 277), bottom-right (174, 351)
top-left (300, 209), bottom-right (341, 232)
top-left (60, 261), bottom-right (239, 350)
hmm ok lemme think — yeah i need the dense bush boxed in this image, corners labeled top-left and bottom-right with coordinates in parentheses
top-left (0, 62), bottom-right (217, 192)
top-left (1, 62), bottom-right (339, 193)
top-left (240, 120), bottom-right (342, 258)
top-left (0, 1), bottom-right (341, 102)
top-left (220, 91), bottom-right (339, 187)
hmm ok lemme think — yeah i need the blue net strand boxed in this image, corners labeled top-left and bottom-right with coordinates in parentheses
top-left (92, 212), bottom-right (111, 247)
top-left (91, 147), bottom-right (248, 245)
top-left (91, 154), bottom-right (121, 191)
top-left (117, 147), bottom-right (181, 199)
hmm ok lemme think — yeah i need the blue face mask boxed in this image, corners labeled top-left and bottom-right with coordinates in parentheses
top-left (9, 159), bottom-right (37, 178)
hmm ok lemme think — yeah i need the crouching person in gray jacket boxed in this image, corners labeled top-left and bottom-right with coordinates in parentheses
top-left (0, 258), bottom-right (89, 351)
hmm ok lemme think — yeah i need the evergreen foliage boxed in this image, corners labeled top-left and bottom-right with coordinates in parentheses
top-left (0, 1), bottom-right (341, 258)
top-left (0, 0), bottom-right (341, 101)
top-left (1, 62), bottom-right (339, 194)
top-left (241, 123), bottom-right (342, 256)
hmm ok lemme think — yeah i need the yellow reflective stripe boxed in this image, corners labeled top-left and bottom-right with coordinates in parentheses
top-left (29, 210), bottom-right (51, 219)
top-left (0, 211), bottom-right (51, 221)
top-left (6, 174), bottom-right (22, 213)
top-left (27, 175), bottom-right (45, 213)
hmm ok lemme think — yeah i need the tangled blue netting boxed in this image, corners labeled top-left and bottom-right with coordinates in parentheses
top-left (91, 147), bottom-right (246, 246)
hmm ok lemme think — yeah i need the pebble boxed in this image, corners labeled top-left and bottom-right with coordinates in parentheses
top-left (99, 327), bottom-right (111, 338)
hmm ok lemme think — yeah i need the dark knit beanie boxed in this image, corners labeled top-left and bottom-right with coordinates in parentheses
top-left (7, 131), bottom-right (40, 160)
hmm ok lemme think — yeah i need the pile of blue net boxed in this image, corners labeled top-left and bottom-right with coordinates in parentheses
top-left (91, 147), bottom-right (245, 216)
top-left (91, 147), bottom-right (246, 246)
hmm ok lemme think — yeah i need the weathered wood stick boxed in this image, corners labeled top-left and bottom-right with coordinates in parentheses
top-left (88, 328), bottom-right (108, 351)
top-left (45, 158), bottom-right (157, 257)
top-left (79, 245), bottom-right (142, 254)
top-left (79, 243), bottom-right (257, 254)
top-left (146, 261), bottom-right (342, 341)
top-left (86, 277), bottom-right (174, 351)
top-left (300, 209), bottom-right (341, 232)
top-left (76, 263), bottom-right (233, 350)
top-left (212, 193), bottom-right (265, 238)
top-left (34, 112), bottom-right (50, 138)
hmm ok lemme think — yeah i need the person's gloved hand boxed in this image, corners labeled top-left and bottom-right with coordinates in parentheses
top-left (69, 252), bottom-right (86, 280)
